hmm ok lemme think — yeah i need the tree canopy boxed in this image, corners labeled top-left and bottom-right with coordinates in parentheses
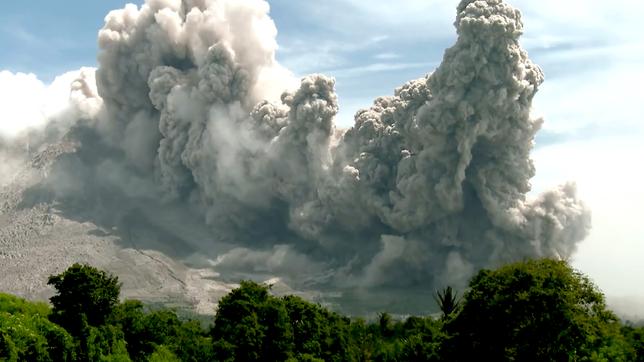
top-left (1, 259), bottom-right (643, 361)
top-left (444, 258), bottom-right (633, 361)
top-left (47, 263), bottom-right (121, 336)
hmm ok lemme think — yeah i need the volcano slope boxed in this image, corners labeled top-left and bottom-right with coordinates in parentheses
top-left (0, 139), bottom-right (241, 315)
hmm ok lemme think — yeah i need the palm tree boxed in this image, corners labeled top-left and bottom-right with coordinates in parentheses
top-left (434, 286), bottom-right (461, 319)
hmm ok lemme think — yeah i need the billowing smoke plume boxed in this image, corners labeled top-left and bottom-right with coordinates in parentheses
top-left (2, 0), bottom-right (591, 311)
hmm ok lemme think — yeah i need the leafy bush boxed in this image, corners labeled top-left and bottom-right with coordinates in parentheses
top-left (0, 311), bottom-right (74, 361)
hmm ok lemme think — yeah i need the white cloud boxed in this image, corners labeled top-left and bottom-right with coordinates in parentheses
top-left (0, 71), bottom-right (63, 137)
top-left (0, 68), bottom-right (101, 139)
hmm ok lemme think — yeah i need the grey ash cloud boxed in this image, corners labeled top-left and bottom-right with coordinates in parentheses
top-left (1, 0), bottom-right (591, 312)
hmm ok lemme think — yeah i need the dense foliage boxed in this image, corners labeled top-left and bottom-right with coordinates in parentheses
top-left (47, 263), bottom-right (121, 336)
top-left (0, 259), bottom-right (643, 361)
top-left (443, 259), bottom-right (635, 361)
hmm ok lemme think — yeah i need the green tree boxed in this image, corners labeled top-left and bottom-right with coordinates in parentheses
top-left (444, 258), bottom-right (626, 361)
top-left (378, 313), bottom-right (394, 338)
top-left (33, 316), bottom-right (76, 361)
top-left (47, 264), bottom-right (121, 337)
top-left (0, 313), bottom-right (62, 362)
top-left (85, 324), bottom-right (131, 361)
top-left (212, 281), bottom-right (294, 361)
top-left (283, 295), bottom-right (352, 361)
top-left (0, 293), bottom-right (76, 361)
top-left (171, 319), bottom-right (213, 362)
top-left (148, 345), bottom-right (180, 362)
top-left (0, 293), bottom-right (50, 317)
top-left (110, 300), bottom-right (213, 361)
top-left (399, 316), bottom-right (445, 362)
top-left (622, 324), bottom-right (644, 361)
top-left (433, 286), bottom-right (461, 319)
top-left (0, 331), bottom-right (18, 362)
top-left (109, 300), bottom-right (148, 360)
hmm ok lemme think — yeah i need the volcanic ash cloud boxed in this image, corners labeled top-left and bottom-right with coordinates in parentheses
top-left (5, 0), bottom-right (591, 295)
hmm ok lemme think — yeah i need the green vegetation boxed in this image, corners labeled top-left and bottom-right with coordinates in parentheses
top-left (443, 259), bottom-right (635, 361)
top-left (0, 259), bottom-right (643, 361)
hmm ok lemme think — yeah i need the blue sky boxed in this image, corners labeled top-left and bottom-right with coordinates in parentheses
top-left (0, 1), bottom-right (140, 80)
top-left (1, 0), bottom-right (643, 312)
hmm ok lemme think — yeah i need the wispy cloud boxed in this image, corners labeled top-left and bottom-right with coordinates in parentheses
top-left (373, 52), bottom-right (400, 60)
top-left (535, 123), bottom-right (643, 148)
top-left (1, 21), bottom-right (76, 50)
top-left (277, 35), bottom-right (392, 75)
top-left (4, 26), bottom-right (40, 45)
top-left (323, 61), bottom-right (436, 79)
